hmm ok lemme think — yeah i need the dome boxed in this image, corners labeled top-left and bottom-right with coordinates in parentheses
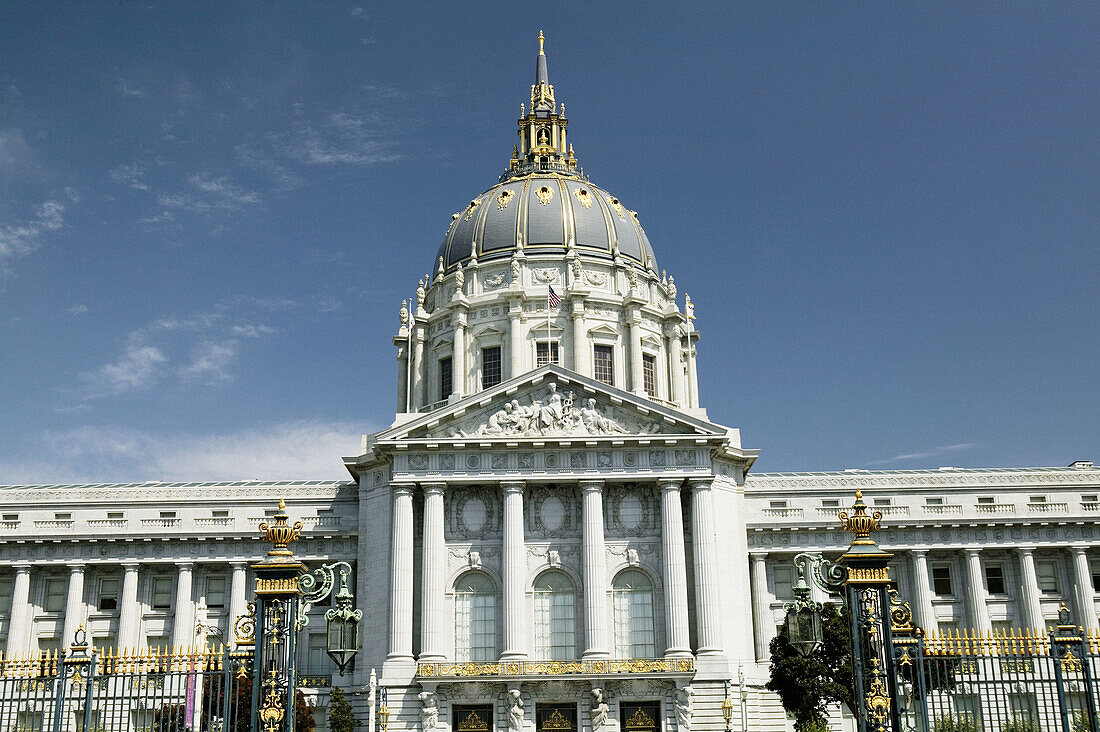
top-left (436, 176), bottom-right (657, 272)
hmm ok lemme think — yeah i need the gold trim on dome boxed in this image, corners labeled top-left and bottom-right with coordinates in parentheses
top-left (497, 190), bottom-right (516, 210)
top-left (607, 196), bottom-right (625, 219)
top-left (464, 199), bottom-right (481, 221)
top-left (574, 188), bottom-right (592, 209)
top-left (536, 186), bottom-right (554, 205)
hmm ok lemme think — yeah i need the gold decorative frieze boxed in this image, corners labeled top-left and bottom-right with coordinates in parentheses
top-left (255, 577), bottom-right (299, 595)
top-left (845, 567), bottom-right (890, 583)
top-left (417, 657), bottom-right (693, 678)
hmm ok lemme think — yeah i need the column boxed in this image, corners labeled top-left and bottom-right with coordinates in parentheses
top-left (396, 343), bottom-right (409, 412)
top-left (501, 481), bottom-right (527, 660)
top-left (910, 551), bottom-right (938, 634)
top-left (508, 305), bottom-right (524, 379)
top-left (388, 485), bottom-right (414, 660)
top-left (659, 480), bottom-right (690, 657)
top-left (581, 481), bottom-right (609, 658)
top-left (667, 326), bottom-right (685, 406)
top-left (964, 549), bottom-right (992, 632)
top-left (686, 331), bottom-right (700, 407)
top-left (170, 562), bottom-right (194, 650)
top-left (419, 484), bottom-right (447, 661)
top-left (571, 299), bottom-right (588, 376)
top-left (627, 312), bottom-right (644, 395)
top-left (60, 563), bottom-right (86, 650)
top-left (228, 562), bottom-right (248, 648)
top-left (117, 562), bottom-right (141, 650)
top-left (1070, 547), bottom-right (1099, 630)
top-left (414, 326), bottom-right (427, 409)
top-left (750, 553), bottom-right (773, 661)
top-left (690, 479), bottom-right (722, 655)
top-left (451, 312), bottom-right (466, 398)
top-left (6, 564), bottom-right (32, 655)
top-left (1017, 547), bottom-right (1044, 630)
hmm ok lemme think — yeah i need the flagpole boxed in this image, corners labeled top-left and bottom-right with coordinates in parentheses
top-left (684, 294), bottom-right (694, 409)
top-left (405, 302), bottom-right (414, 413)
top-left (547, 286), bottom-right (551, 364)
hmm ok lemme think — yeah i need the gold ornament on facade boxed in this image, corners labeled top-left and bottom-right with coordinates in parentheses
top-left (258, 499), bottom-right (303, 558)
top-left (542, 710), bottom-right (572, 731)
top-left (464, 199), bottom-right (481, 221)
top-left (497, 190), bottom-right (516, 210)
top-left (574, 188), bottom-right (592, 209)
top-left (865, 678), bottom-right (890, 728)
top-left (536, 186), bottom-right (554, 205)
top-left (625, 708), bottom-right (656, 732)
top-left (839, 490), bottom-right (882, 546)
top-left (458, 710), bottom-right (489, 732)
top-left (607, 196), bottom-right (626, 219)
top-left (234, 601), bottom-right (256, 644)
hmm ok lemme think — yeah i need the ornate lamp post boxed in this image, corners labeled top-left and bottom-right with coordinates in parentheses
top-left (298, 561), bottom-right (362, 675)
top-left (721, 681), bottom-right (733, 732)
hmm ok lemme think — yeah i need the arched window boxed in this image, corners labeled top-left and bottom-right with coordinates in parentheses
top-left (532, 571), bottom-right (576, 660)
top-left (454, 572), bottom-right (496, 662)
top-left (611, 569), bottom-right (655, 658)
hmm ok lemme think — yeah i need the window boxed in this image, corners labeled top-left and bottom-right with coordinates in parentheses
top-left (107, 511), bottom-right (124, 520)
top-left (305, 633), bottom-right (327, 673)
top-left (1083, 494), bottom-right (1098, 503)
top-left (992, 620), bottom-right (1013, 636)
top-left (932, 566), bottom-right (953, 596)
top-left (769, 500), bottom-right (788, 509)
top-left (212, 510), bottom-right (229, 518)
top-left (98, 578), bottom-right (119, 611)
top-left (532, 571), bottom-right (575, 660)
top-left (0, 578), bottom-right (13, 609)
top-left (925, 497), bottom-right (943, 506)
top-left (612, 570), bottom-right (655, 658)
top-left (146, 636), bottom-right (168, 650)
top-left (54, 512), bottom-right (72, 520)
top-left (1092, 563), bottom-right (1100, 592)
top-left (873, 498), bottom-right (892, 506)
top-left (481, 346), bottom-right (502, 389)
top-left (977, 496), bottom-right (994, 504)
top-left (772, 566), bottom-right (793, 599)
top-left (44, 579), bottom-right (66, 612)
top-left (1036, 560), bottom-right (1059, 594)
top-left (159, 511), bottom-right (176, 519)
top-left (205, 575), bottom-right (227, 609)
top-left (440, 357), bottom-right (453, 401)
top-left (454, 573), bottom-right (496, 662)
top-left (593, 345), bottom-right (614, 386)
top-left (821, 499), bottom-right (840, 508)
top-left (641, 354), bottom-right (657, 397)
top-left (536, 341), bottom-right (560, 367)
top-left (985, 564), bottom-right (1006, 595)
top-left (1, 513), bottom-right (17, 521)
top-left (151, 577), bottom-right (173, 610)
top-left (1029, 495), bottom-right (1046, 504)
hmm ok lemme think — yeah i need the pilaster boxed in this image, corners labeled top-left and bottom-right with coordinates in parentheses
top-left (910, 550), bottom-right (938, 634)
top-left (387, 485), bottom-right (416, 664)
top-left (6, 563), bottom-right (32, 656)
top-left (581, 480), bottom-right (609, 658)
top-left (689, 479), bottom-right (723, 656)
top-left (501, 481), bottom-right (528, 660)
top-left (420, 483), bottom-right (447, 661)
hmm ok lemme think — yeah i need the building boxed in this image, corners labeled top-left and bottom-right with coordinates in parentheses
top-left (0, 36), bottom-right (1097, 732)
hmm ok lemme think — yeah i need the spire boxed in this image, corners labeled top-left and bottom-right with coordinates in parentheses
top-left (502, 32), bottom-right (582, 182)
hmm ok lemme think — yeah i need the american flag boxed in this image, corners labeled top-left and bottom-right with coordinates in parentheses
top-left (547, 286), bottom-right (561, 308)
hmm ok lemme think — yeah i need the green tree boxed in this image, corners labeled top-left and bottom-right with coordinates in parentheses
top-left (766, 603), bottom-right (856, 732)
top-left (328, 687), bottom-right (360, 732)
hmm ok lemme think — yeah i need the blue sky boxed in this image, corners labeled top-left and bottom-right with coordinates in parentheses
top-left (1, 3), bottom-right (1097, 482)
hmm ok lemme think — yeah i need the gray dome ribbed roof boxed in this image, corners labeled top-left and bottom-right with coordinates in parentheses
top-left (436, 175), bottom-right (656, 272)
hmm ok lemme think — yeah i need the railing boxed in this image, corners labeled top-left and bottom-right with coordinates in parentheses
top-left (303, 515), bottom-right (341, 529)
top-left (923, 504), bottom-right (962, 515)
top-left (976, 502), bottom-right (1016, 514)
top-left (33, 520), bottom-right (74, 529)
top-left (873, 505), bottom-right (910, 516)
top-left (194, 517), bottom-right (235, 527)
top-left (417, 657), bottom-right (694, 678)
top-left (763, 507), bottom-right (804, 519)
top-left (1084, 501), bottom-right (1100, 511)
top-left (418, 399), bottom-right (449, 413)
top-left (87, 519), bottom-right (128, 528)
top-left (0, 520), bottom-right (19, 530)
top-left (1028, 501), bottom-right (1069, 513)
top-left (140, 518), bottom-right (181, 528)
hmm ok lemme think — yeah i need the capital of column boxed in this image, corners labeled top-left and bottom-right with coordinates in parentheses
top-left (121, 561), bottom-right (140, 571)
top-left (229, 561), bottom-right (248, 570)
top-left (687, 477), bottom-right (713, 492)
top-left (657, 478), bottom-right (683, 493)
top-left (1017, 546), bottom-right (1036, 556)
top-left (422, 482), bottom-right (447, 495)
top-left (392, 483), bottom-right (415, 497)
top-left (911, 549), bottom-right (928, 558)
top-left (580, 480), bottom-right (604, 493)
top-left (964, 548), bottom-right (982, 558)
top-left (1070, 546), bottom-right (1089, 556)
top-left (451, 310), bottom-right (468, 326)
top-left (750, 551), bottom-right (769, 561)
top-left (501, 481), bottom-right (525, 494)
top-left (175, 560), bottom-right (194, 570)
top-left (13, 562), bottom-right (32, 574)
top-left (66, 562), bottom-right (86, 574)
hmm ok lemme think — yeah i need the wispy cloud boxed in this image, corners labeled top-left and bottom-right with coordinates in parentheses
top-left (0, 199), bottom-right (66, 274)
top-left (94, 341), bottom-right (168, 395)
top-left (277, 111), bottom-right (400, 166)
top-left (0, 420), bottom-right (374, 483)
top-left (109, 162), bottom-right (149, 190)
top-left (158, 173), bottom-right (261, 214)
top-left (67, 304), bottom-right (88, 315)
top-left (115, 77), bottom-right (146, 98)
top-left (865, 443), bottom-right (977, 467)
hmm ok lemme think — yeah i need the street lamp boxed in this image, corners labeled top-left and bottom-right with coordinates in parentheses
top-left (298, 561), bottom-right (363, 676)
top-left (721, 681), bottom-right (733, 732)
top-left (783, 566), bottom-right (824, 656)
top-left (378, 688), bottom-right (390, 732)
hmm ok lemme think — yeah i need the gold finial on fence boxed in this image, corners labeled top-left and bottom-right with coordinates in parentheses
top-left (839, 490), bottom-right (883, 546)
top-left (258, 498), bottom-right (303, 559)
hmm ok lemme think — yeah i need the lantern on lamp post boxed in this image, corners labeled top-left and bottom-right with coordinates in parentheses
top-left (783, 565), bottom-right (824, 657)
top-left (298, 561), bottom-right (362, 676)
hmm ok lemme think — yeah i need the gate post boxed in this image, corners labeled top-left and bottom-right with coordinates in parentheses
top-left (1051, 603), bottom-right (1099, 732)
top-left (251, 500), bottom-right (305, 732)
top-left (837, 491), bottom-right (899, 732)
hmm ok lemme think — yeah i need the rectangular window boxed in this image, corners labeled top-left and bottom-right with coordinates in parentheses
top-left (593, 345), bottom-right (614, 386)
top-left (1036, 560), bottom-right (1059, 594)
top-left (98, 578), bottom-right (119, 611)
top-left (212, 509), bottom-right (229, 518)
top-left (44, 579), bottom-right (66, 612)
top-left (985, 564), bottom-right (1006, 595)
top-left (977, 496), bottom-right (994, 504)
top-left (451, 706), bottom-right (492, 732)
top-left (1, 513), bottom-right (17, 521)
top-left (536, 341), bottom-right (560, 367)
top-left (1029, 495), bottom-right (1046, 503)
top-left (772, 566), bottom-right (793, 599)
top-left (54, 512), bottom-right (72, 520)
top-left (205, 575), bottom-right (227, 609)
top-left (146, 636), bottom-right (168, 650)
top-left (481, 346), bottom-right (502, 389)
top-left (769, 500), bottom-right (788, 509)
top-left (873, 498), bottom-right (892, 506)
top-left (932, 566), bottom-right (953, 596)
top-left (151, 577), bottom-right (173, 610)
top-left (440, 357), bottom-right (453, 401)
top-left (306, 634), bottom-right (327, 673)
top-left (536, 705), bottom-right (577, 732)
top-left (1092, 563), bottom-right (1100, 592)
top-left (106, 511), bottom-right (124, 520)
top-left (159, 511), bottom-right (176, 519)
top-left (641, 353), bottom-right (657, 397)
top-left (821, 499), bottom-right (840, 508)
top-left (1083, 494), bottom-right (1098, 503)
top-left (925, 497), bottom-right (943, 506)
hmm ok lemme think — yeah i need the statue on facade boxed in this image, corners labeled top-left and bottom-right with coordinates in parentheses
top-left (674, 686), bottom-right (694, 732)
top-left (418, 691), bottom-right (438, 731)
top-left (511, 256), bottom-right (521, 284)
top-left (507, 689), bottom-right (524, 732)
top-left (590, 689), bottom-right (609, 732)
top-left (469, 385), bottom-right (633, 437)
top-left (417, 279), bottom-right (426, 309)
top-left (452, 263), bottom-right (464, 301)
top-left (667, 275), bottom-right (676, 301)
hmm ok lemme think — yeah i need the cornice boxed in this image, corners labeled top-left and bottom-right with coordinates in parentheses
top-left (744, 468), bottom-right (1100, 492)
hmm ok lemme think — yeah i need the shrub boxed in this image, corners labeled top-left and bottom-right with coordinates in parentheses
top-left (1001, 715), bottom-right (1039, 732)
top-left (932, 713), bottom-right (979, 732)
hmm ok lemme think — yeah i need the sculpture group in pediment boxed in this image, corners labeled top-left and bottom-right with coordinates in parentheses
top-left (469, 383), bottom-right (633, 437)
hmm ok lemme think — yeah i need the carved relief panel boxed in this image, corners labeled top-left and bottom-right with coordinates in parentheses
top-left (524, 484), bottom-right (581, 539)
top-left (446, 485), bottom-right (503, 541)
top-left (604, 483), bottom-right (659, 539)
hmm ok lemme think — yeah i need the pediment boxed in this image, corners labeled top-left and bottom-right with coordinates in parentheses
top-left (586, 324), bottom-right (620, 338)
top-left (373, 365), bottom-right (727, 443)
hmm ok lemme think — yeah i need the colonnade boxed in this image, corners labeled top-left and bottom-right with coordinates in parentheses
top-left (749, 545), bottom-right (1100, 660)
top-left (386, 478), bottom-right (724, 662)
top-left (2, 560), bottom-right (250, 655)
